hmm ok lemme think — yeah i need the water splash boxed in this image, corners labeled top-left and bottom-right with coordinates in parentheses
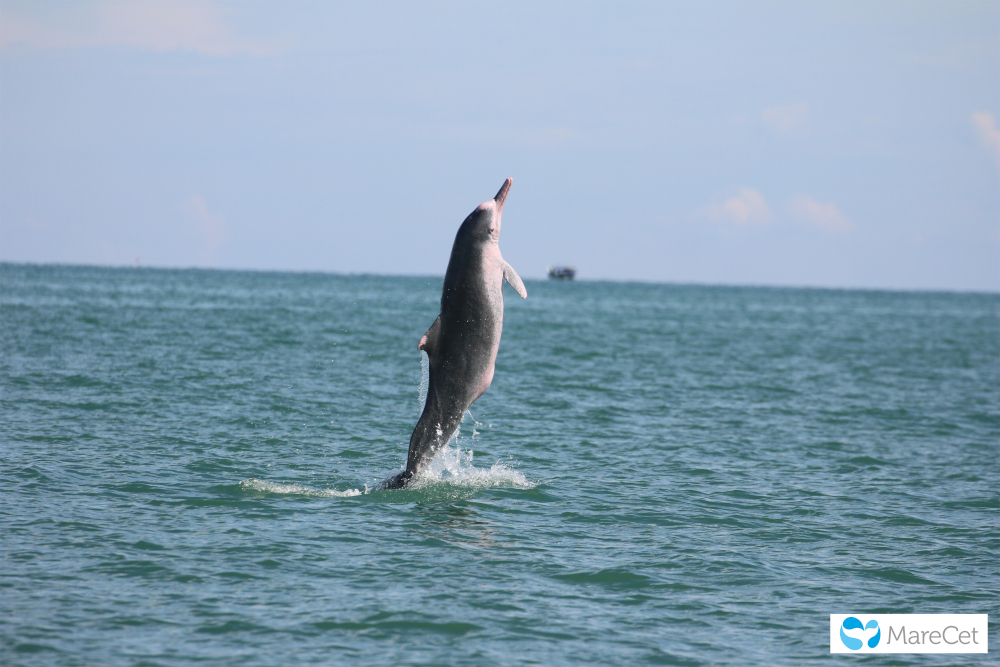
top-left (417, 350), bottom-right (429, 415)
top-left (382, 356), bottom-right (529, 491)
top-left (240, 478), bottom-right (363, 497)
top-left (405, 442), bottom-right (532, 489)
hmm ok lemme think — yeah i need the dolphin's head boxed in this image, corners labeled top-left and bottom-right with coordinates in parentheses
top-left (461, 178), bottom-right (512, 245)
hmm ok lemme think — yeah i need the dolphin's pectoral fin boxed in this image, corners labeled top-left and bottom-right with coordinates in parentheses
top-left (418, 316), bottom-right (441, 354)
top-left (502, 261), bottom-right (527, 299)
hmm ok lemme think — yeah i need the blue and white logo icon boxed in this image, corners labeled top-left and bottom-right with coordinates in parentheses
top-left (840, 617), bottom-right (880, 650)
top-left (831, 614), bottom-right (987, 654)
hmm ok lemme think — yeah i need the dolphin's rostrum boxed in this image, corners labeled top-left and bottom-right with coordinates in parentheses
top-left (381, 178), bottom-right (526, 488)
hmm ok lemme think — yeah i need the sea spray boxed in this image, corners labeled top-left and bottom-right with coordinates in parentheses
top-left (418, 350), bottom-right (429, 415)
top-left (240, 479), bottom-right (363, 498)
top-left (406, 441), bottom-right (531, 489)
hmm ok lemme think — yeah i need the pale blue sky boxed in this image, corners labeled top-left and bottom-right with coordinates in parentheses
top-left (1, 1), bottom-right (998, 290)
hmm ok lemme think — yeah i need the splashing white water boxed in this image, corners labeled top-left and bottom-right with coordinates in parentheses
top-left (417, 350), bottom-right (429, 415)
top-left (404, 442), bottom-right (532, 489)
top-left (240, 479), bottom-right (363, 497)
top-left (388, 398), bottom-right (531, 490)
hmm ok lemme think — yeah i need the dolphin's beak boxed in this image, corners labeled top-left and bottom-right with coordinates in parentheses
top-left (494, 177), bottom-right (512, 213)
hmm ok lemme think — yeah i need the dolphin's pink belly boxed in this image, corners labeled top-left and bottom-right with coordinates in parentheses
top-left (469, 262), bottom-right (505, 403)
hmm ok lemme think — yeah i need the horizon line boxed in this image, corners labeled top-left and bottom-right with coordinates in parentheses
top-left (2, 260), bottom-right (997, 296)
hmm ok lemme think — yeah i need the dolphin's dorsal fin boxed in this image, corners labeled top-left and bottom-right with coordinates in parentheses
top-left (502, 261), bottom-right (527, 299)
top-left (418, 316), bottom-right (441, 355)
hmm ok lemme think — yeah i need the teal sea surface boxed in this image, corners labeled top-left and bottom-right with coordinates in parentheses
top-left (2, 263), bottom-right (998, 665)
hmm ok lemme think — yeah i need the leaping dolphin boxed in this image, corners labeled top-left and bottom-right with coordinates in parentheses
top-left (381, 178), bottom-right (526, 488)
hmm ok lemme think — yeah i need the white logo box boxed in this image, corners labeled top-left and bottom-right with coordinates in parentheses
top-left (830, 614), bottom-right (988, 654)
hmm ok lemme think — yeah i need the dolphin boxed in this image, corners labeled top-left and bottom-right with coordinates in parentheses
top-left (381, 178), bottom-right (526, 489)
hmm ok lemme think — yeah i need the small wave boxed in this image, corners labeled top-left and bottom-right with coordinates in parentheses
top-left (240, 479), bottom-right (362, 498)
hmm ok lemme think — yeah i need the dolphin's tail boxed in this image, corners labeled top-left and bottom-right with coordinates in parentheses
top-left (406, 415), bottom-right (460, 475)
top-left (382, 390), bottom-right (464, 489)
top-left (377, 416), bottom-right (456, 490)
top-left (376, 469), bottom-right (413, 490)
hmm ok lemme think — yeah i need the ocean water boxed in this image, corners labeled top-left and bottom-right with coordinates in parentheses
top-left (1, 263), bottom-right (997, 666)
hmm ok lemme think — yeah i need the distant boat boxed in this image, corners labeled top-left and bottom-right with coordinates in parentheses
top-left (547, 266), bottom-right (576, 280)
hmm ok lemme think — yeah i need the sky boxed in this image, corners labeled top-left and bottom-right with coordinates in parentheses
top-left (1, 1), bottom-right (998, 291)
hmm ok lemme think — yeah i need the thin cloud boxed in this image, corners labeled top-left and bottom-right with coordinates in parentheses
top-left (787, 195), bottom-right (852, 233)
top-left (0, 1), bottom-right (282, 56)
top-left (971, 111), bottom-right (1000, 165)
top-left (762, 102), bottom-right (809, 135)
top-left (183, 195), bottom-right (228, 265)
top-left (703, 188), bottom-right (772, 225)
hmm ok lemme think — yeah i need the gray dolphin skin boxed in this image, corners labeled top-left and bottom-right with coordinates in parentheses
top-left (381, 178), bottom-right (527, 489)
